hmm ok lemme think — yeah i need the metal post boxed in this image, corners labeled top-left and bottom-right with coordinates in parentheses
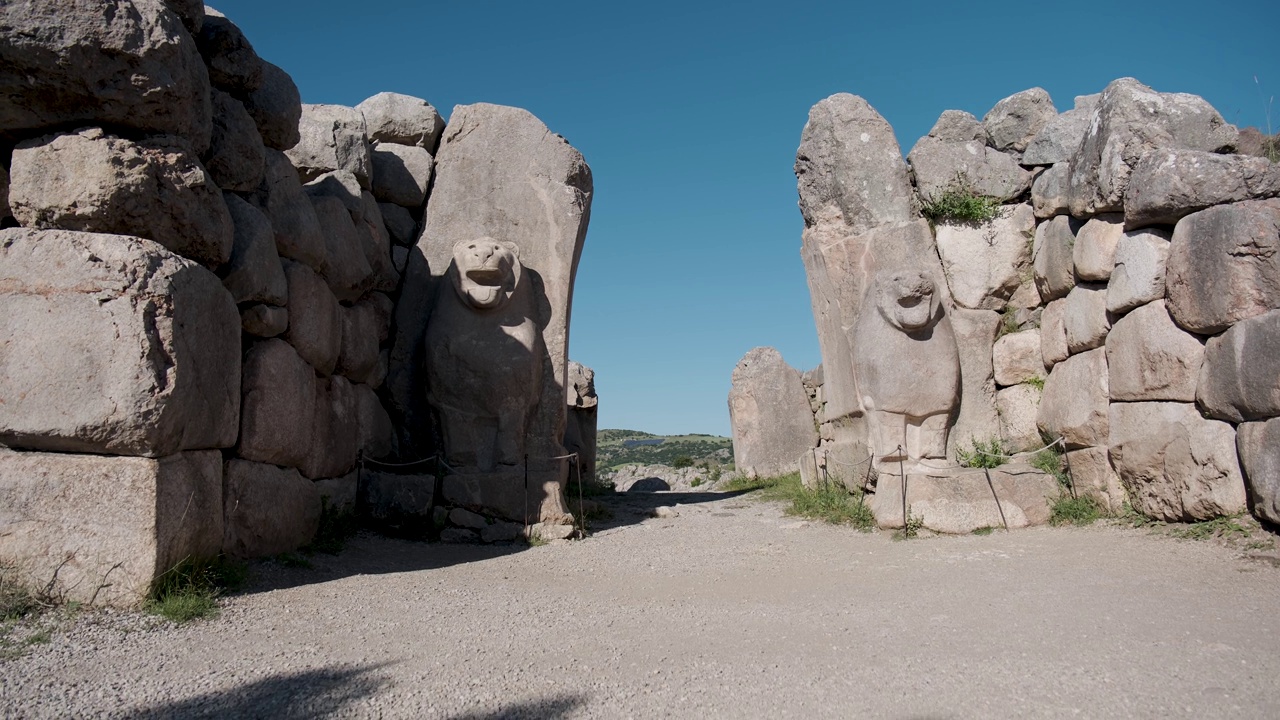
top-left (523, 453), bottom-right (530, 539)
top-left (898, 445), bottom-right (907, 535)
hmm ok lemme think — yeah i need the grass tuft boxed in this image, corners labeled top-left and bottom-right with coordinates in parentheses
top-left (1050, 495), bottom-right (1103, 526)
top-left (922, 174), bottom-right (1003, 224)
top-left (145, 556), bottom-right (246, 624)
top-left (956, 437), bottom-right (1009, 469)
top-left (1168, 515), bottom-right (1250, 541)
top-left (972, 526), bottom-right (995, 536)
top-left (1031, 443), bottom-right (1070, 489)
top-left (725, 473), bottom-right (875, 529)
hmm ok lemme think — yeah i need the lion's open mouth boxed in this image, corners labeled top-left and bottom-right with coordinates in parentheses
top-left (466, 267), bottom-right (505, 286)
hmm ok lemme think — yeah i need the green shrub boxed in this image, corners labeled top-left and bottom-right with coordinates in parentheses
top-left (1031, 443), bottom-right (1070, 489)
top-left (672, 455), bottom-right (694, 469)
top-left (723, 473), bottom-right (874, 529)
top-left (956, 437), bottom-right (1009, 469)
top-left (146, 556), bottom-right (246, 624)
top-left (1050, 495), bottom-right (1103, 526)
top-left (921, 175), bottom-right (1003, 224)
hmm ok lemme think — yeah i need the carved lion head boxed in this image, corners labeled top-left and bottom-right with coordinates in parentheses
top-left (876, 270), bottom-right (941, 331)
top-left (450, 238), bottom-right (523, 310)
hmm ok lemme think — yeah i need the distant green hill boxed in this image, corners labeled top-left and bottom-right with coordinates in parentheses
top-left (597, 429), bottom-right (734, 470)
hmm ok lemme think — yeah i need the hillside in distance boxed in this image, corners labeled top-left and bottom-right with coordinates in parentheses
top-left (597, 429), bottom-right (734, 470)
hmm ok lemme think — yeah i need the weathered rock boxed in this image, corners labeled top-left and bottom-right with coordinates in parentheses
top-left (908, 137), bottom-right (1032, 203)
top-left (380, 202), bottom-right (418, 245)
top-left (162, 0), bottom-right (204, 33)
top-left (1072, 213), bottom-right (1124, 281)
top-left (194, 7), bottom-right (262, 94)
top-left (249, 150), bottom-right (329, 272)
top-left (1068, 78), bottom-right (1238, 216)
top-left (606, 464), bottom-right (712, 493)
top-left (357, 92), bottom-right (447, 152)
top-left (1, 167), bottom-right (9, 221)
top-left (920, 110), bottom-right (981, 143)
top-left (370, 143), bottom-right (434, 209)
top-left (9, 128), bottom-right (233, 267)
top-left (993, 330), bottom-right (1045, 387)
top-left (355, 383), bottom-right (394, 459)
top-left (1063, 284), bottom-right (1111, 353)
top-left (337, 303), bottom-right (380, 383)
top-left (1031, 162), bottom-right (1070, 218)
top-left (241, 304), bottom-right (287, 337)
top-left (1106, 300), bottom-right (1204, 402)
top-left (481, 521), bottom-right (524, 544)
top-left (1197, 309), bottom-right (1280, 422)
top-left (0, 449), bottom-right (222, 607)
top-left (1023, 104), bottom-right (1096, 166)
top-left (357, 191), bottom-right (399, 293)
top-left (871, 463), bottom-right (1059, 533)
top-left (935, 203), bottom-right (1035, 310)
top-left (1236, 128), bottom-right (1279, 158)
top-left (1165, 199), bottom-right (1280, 334)
top-left (222, 459), bottom-right (320, 558)
top-left (1032, 215), bottom-right (1078, 301)
top-left (0, 0), bottom-right (212, 152)
top-left (946, 308), bottom-right (1002, 462)
top-left (1040, 298), bottom-right (1069, 368)
top-left (315, 471), bottom-right (358, 515)
top-left (221, 193), bottom-right (287, 305)
top-left (1125, 147), bottom-right (1280, 228)
top-left (281, 259), bottom-right (342, 375)
top-left (996, 384), bottom-right (1042, 452)
top-left (1238, 418), bottom-right (1280, 525)
top-left (1037, 348), bottom-right (1109, 449)
top-left (392, 246), bottom-right (409, 272)
top-left (309, 195), bottom-right (374, 302)
top-left (449, 508), bottom-right (488, 531)
top-left (299, 375), bottom-right (359, 480)
top-left (238, 61), bottom-right (301, 151)
top-left (1108, 402), bottom-right (1247, 521)
top-left (1065, 446), bottom-right (1126, 514)
top-left (564, 361), bottom-right (599, 485)
top-left (1107, 228), bottom-right (1171, 315)
top-left (728, 347), bottom-right (819, 478)
top-left (368, 349), bottom-right (390, 391)
top-left (0, 229), bottom-right (239, 456)
top-left (983, 87), bottom-right (1057, 152)
top-left (303, 169), bottom-right (364, 220)
top-left (238, 339), bottom-right (315, 468)
top-left (286, 104), bottom-right (373, 188)
top-left (359, 471), bottom-right (434, 536)
top-left (359, 292), bottom-right (395, 343)
top-left (206, 89), bottom-right (266, 192)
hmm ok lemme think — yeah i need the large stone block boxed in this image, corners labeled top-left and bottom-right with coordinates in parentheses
top-left (357, 92), bottom-right (447, 151)
top-left (1037, 348), bottom-right (1109, 449)
top-left (1040, 298), bottom-right (1069, 368)
top-left (9, 128), bottom-right (233, 267)
top-left (248, 150), bottom-right (329, 273)
top-left (241, 304), bottom-right (287, 338)
top-left (1023, 97), bottom-right (1098, 166)
top-left (1197, 309), bottom-right (1280, 422)
top-left (1064, 446), bottom-right (1126, 515)
top-left (1124, 147), bottom-right (1280, 229)
top-left (1238, 418), bottom-right (1280, 525)
top-left (1032, 215), bottom-right (1078, 302)
top-left (728, 347), bottom-right (818, 478)
top-left (286, 104), bottom-right (373, 188)
top-left (237, 339), bottom-right (316, 469)
top-left (1107, 228), bottom-right (1171, 315)
top-left (337, 302), bottom-right (381, 384)
top-left (221, 193), bottom-right (287, 306)
top-left (907, 137), bottom-right (1031, 204)
top-left (1072, 213), bottom-right (1124, 282)
top-left (370, 143), bottom-right (434, 209)
top-left (996, 384), bottom-right (1042, 452)
top-left (1108, 402), bottom-right (1246, 521)
top-left (993, 329), bottom-right (1045, 387)
top-left (982, 87), bottom-right (1057, 153)
top-left (1063, 284), bottom-right (1111, 354)
top-left (300, 375), bottom-right (359, 480)
top-left (357, 191), bottom-right (400, 293)
top-left (1166, 199), bottom-right (1280, 334)
top-left (282, 259), bottom-right (342, 376)
top-left (0, 449), bottom-right (222, 607)
top-left (1106, 300), bottom-right (1204, 402)
top-left (0, 0), bottom-right (212, 152)
top-left (310, 195), bottom-right (375, 302)
top-left (355, 383), bottom-right (394, 460)
top-left (935, 203), bottom-right (1035, 310)
top-left (1031, 162), bottom-right (1070, 218)
top-left (870, 464), bottom-right (1059, 533)
top-left (947, 308), bottom-right (1001, 461)
top-left (361, 471), bottom-right (435, 536)
top-left (222, 459), bottom-right (319, 558)
top-left (194, 8), bottom-right (263, 94)
top-left (0, 229), bottom-right (240, 456)
top-left (238, 61), bottom-right (302, 152)
top-left (380, 202), bottom-right (419, 246)
top-left (206, 89), bottom-right (266, 193)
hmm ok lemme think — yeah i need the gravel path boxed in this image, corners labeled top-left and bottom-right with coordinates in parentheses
top-left (3, 491), bottom-right (1279, 719)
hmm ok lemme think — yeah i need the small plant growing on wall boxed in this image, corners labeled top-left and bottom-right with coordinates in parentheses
top-left (921, 173), bottom-right (1003, 224)
top-left (956, 437), bottom-right (1009, 469)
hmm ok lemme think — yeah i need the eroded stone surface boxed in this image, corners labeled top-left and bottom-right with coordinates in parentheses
top-left (194, 7), bottom-right (263, 94)
top-left (286, 104), bottom-right (373, 188)
top-left (1040, 298), bottom-right (1069, 368)
top-left (1107, 228), bottom-right (1171, 315)
top-left (299, 376), bottom-right (359, 480)
top-left (908, 137), bottom-right (1031, 203)
top-left (370, 143), bottom-right (433, 208)
top-left (1037, 348), bottom-right (1109, 449)
top-left (983, 87), bottom-right (1057, 152)
top-left (1106, 300), bottom-right (1204, 402)
top-left (871, 463), bottom-right (1059, 534)
top-left (935, 203), bottom-right (1035, 310)
top-left (1063, 284), bottom-right (1111, 354)
top-left (993, 330), bottom-right (1045, 387)
top-left (238, 339), bottom-right (316, 469)
top-left (221, 193), bottom-right (286, 305)
top-left (996, 384), bottom-right (1042, 452)
top-left (1072, 213), bottom-right (1124, 282)
top-left (206, 88), bottom-right (266, 192)
top-left (239, 61), bottom-right (301, 151)
top-left (1197, 309), bottom-right (1280, 423)
top-left (357, 92), bottom-right (447, 151)
top-left (1065, 446), bottom-right (1126, 515)
top-left (248, 150), bottom-right (329, 273)
top-left (222, 459), bottom-right (320, 558)
top-left (1032, 215), bottom-right (1078, 302)
top-left (728, 347), bottom-right (818, 478)
top-left (282, 259), bottom-right (342, 375)
top-left (1238, 418), bottom-right (1280, 525)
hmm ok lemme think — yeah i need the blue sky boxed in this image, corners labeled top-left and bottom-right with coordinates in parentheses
top-left (215, 0), bottom-right (1278, 436)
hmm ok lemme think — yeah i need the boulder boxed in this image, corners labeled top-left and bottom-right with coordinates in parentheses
top-left (359, 471), bottom-right (435, 536)
top-left (1064, 446), bottom-right (1126, 515)
top-left (282, 259), bottom-right (342, 375)
top-left (1105, 300), bottom-right (1204, 402)
top-left (309, 195), bottom-right (374, 302)
top-left (222, 459), bottom-right (320, 558)
top-left (947, 308), bottom-right (1002, 460)
top-left (286, 104), bottom-right (373, 188)
top-left (358, 292), bottom-right (395, 343)
top-left (299, 376), bottom-right (360, 480)
top-left (923, 110), bottom-right (984, 143)
top-left (194, 7), bottom-right (263, 94)
top-left (996, 384), bottom-right (1042, 452)
top-left (380, 202), bottom-right (419, 245)
top-left (1040, 298), bottom-right (1070, 368)
top-left (315, 471), bottom-right (358, 515)
top-left (1037, 348), bottom-right (1109, 449)
top-left (1197, 309), bottom-right (1280, 422)
top-left (205, 89), bottom-right (266, 192)
top-left (249, 150), bottom-right (329, 273)
top-left (370, 143), bottom-right (434, 208)
top-left (357, 191), bottom-right (400, 293)
top-left (221, 193), bottom-right (287, 305)
top-left (162, 0), bottom-right (204, 33)
top-left (1165, 199), bottom-right (1280, 334)
top-left (870, 463), bottom-right (1059, 533)
top-left (241, 304), bottom-right (287, 337)
top-left (1072, 213), bottom-right (1124, 282)
top-left (935, 203), bottom-right (1035, 310)
top-left (237, 339), bottom-right (316, 469)
top-left (1108, 402), bottom-right (1247, 521)
top-left (993, 329), bottom-right (1045, 387)
top-left (357, 92), bottom-right (447, 152)
top-left (337, 302), bottom-right (381, 383)
top-left (1023, 100), bottom-right (1098, 166)
top-left (0, 0), bottom-right (212, 152)
top-left (1063, 284), bottom-right (1111, 354)
top-left (304, 169), bottom-right (364, 220)
top-left (238, 61), bottom-right (301, 151)
top-left (564, 360), bottom-right (598, 485)
top-left (1032, 215), bottom-right (1078, 301)
top-left (0, 229), bottom-right (239, 456)
top-left (1031, 162), bottom-right (1070, 218)
top-left (907, 137), bottom-right (1032, 203)
top-left (391, 245), bottom-right (409, 272)
top-left (355, 383), bottom-right (394, 459)
top-left (0, 449), bottom-right (222, 608)
top-left (9, 128), bottom-right (233, 267)
top-left (728, 347), bottom-right (819, 478)
top-left (1238, 418), bottom-right (1280, 525)
top-left (983, 87), bottom-right (1057, 152)
top-left (1068, 77), bottom-right (1238, 216)
top-left (1107, 228), bottom-right (1171, 315)
top-left (1125, 147), bottom-right (1280, 228)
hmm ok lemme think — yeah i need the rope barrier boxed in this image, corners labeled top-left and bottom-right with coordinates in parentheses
top-left (360, 455), bottom-right (440, 469)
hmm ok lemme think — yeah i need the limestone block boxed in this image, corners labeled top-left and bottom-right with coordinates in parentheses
top-left (1108, 402), bottom-right (1246, 521)
top-left (1107, 228), bottom-right (1171, 315)
top-left (1065, 446), bottom-right (1126, 515)
top-left (0, 449), bottom-right (223, 608)
top-left (996, 384), bottom-right (1042, 452)
top-left (1238, 418), bottom-right (1280, 525)
top-left (0, 0), bottom-right (212, 153)
top-left (304, 170), bottom-right (364, 220)
top-left (935, 203), bottom-right (1035, 310)
top-left (1032, 215), bottom-right (1078, 301)
top-left (359, 292), bottom-right (395, 343)
top-left (194, 7), bottom-right (263, 94)
top-left (380, 202), bottom-right (419, 245)
top-left (357, 92), bottom-right (447, 151)
top-left (1031, 162), bottom-right (1070, 218)
top-left (728, 347), bottom-right (819, 478)
top-left (222, 459), bottom-right (320, 558)
top-left (310, 195), bottom-right (375, 302)
top-left (983, 87), bottom-right (1057, 152)
top-left (286, 104), bottom-right (373, 188)
top-left (1072, 213), bottom-right (1124, 282)
top-left (1068, 78), bottom-right (1238, 216)
top-left (221, 193), bottom-right (287, 305)
top-left (1023, 104), bottom-right (1096, 167)
top-left (993, 330), bottom-right (1045, 387)
top-left (1037, 348), bottom-right (1109, 449)
top-left (1197, 309), bottom-right (1280, 422)
top-left (924, 110), bottom-right (984, 143)
top-left (241, 304), bottom-right (287, 338)
top-left (369, 349), bottom-right (390, 390)
top-left (162, 0), bottom-right (204, 33)
top-left (315, 471), bottom-right (358, 515)
top-left (206, 89), bottom-right (266, 192)
top-left (1040, 298), bottom-right (1069, 368)
top-left (370, 143), bottom-right (434, 208)
top-left (1166, 199), bottom-right (1280, 334)
top-left (871, 464), bottom-right (1059, 533)
top-left (239, 61), bottom-right (302, 152)
top-left (1125, 147), bottom-right (1280, 229)
top-left (10, 129), bottom-right (233, 267)
top-left (238, 339), bottom-right (316, 468)
top-left (337, 303), bottom-right (381, 383)
top-left (300, 376), bottom-right (359, 480)
top-left (282, 259), bottom-right (342, 375)
top-left (358, 191), bottom-right (400, 293)
top-left (0, 229), bottom-right (240, 456)
top-left (1106, 300), bottom-right (1204, 402)
top-left (1063, 284), bottom-right (1111, 354)
top-left (907, 137), bottom-right (1032, 203)
top-left (946, 308), bottom-right (1002, 461)
top-left (355, 383), bottom-right (394, 460)
top-left (481, 522), bottom-right (524, 544)
top-left (248, 150), bottom-right (329, 273)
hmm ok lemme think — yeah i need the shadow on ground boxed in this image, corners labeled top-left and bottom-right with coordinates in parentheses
top-left (124, 664), bottom-right (391, 719)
